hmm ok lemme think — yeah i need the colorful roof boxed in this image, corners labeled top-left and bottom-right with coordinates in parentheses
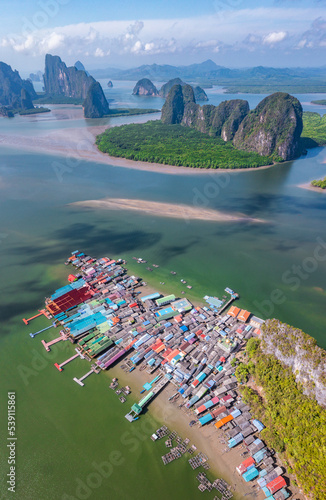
top-left (227, 306), bottom-right (240, 318)
top-left (238, 309), bottom-right (251, 322)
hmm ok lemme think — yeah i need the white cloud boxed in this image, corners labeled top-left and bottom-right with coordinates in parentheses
top-left (43, 32), bottom-right (65, 51)
top-left (131, 40), bottom-right (143, 54)
top-left (263, 31), bottom-right (287, 45)
top-left (94, 47), bottom-right (104, 57)
top-left (297, 16), bottom-right (326, 48)
top-left (0, 8), bottom-right (325, 63)
top-left (144, 42), bottom-right (154, 52)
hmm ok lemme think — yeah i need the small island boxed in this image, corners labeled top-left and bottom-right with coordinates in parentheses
top-left (19, 107), bottom-right (50, 115)
top-left (311, 99), bottom-right (326, 106)
top-left (311, 177), bottom-right (326, 189)
top-left (96, 86), bottom-right (305, 169)
top-left (96, 121), bottom-right (273, 169)
top-left (132, 78), bottom-right (159, 96)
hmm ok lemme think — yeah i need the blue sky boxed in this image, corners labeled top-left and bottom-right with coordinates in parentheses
top-left (1, 0), bottom-right (326, 73)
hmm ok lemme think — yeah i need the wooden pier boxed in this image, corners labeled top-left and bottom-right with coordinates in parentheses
top-left (73, 365), bottom-right (100, 387)
top-left (29, 323), bottom-right (56, 338)
top-left (54, 351), bottom-right (82, 371)
top-left (126, 374), bottom-right (170, 421)
top-left (218, 293), bottom-right (239, 315)
top-left (23, 309), bottom-right (52, 325)
top-left (41, 334), bottom-right (66, 352)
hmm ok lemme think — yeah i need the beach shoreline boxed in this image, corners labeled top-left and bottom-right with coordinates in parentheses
top-left (107, 362), bottom-right (255, 500)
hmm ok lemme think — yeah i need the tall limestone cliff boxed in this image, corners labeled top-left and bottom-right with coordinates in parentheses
top-left (162, 83), bottom-right (248, 141)
top-left (20, 88), bottom-right (34, 110)
top-left (159, 77), bottom-right (208, 101)
top-left (44, 54), bottom-right (95, 98)
top-left (193, 85), bottom-right (209, 102)
top-left (161, 84), bottom-right (195, 124)
top-left (132, 78), bottom-right (158, 96)
top-left (162, 85), bottom-right (303, 160)
top-left (261, 319), bottom-right (326, 407)
top-left (0, 61), bottom-right (37, 108)
top-left (83, 81), bottom-right (109, 118)
top-left (182, 98), bottom-right (249, 140)
top-left (233, 92), bottom-right (303, 160)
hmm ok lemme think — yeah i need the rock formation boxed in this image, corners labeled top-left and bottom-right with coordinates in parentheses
top-left (132, 78), bottom-right (158, 96)
top-left (162, 85), bottom-right (302, 160)
top-left (83, 81), bottom-right (109, 118)
top-left (262, 319), bottom-right (326, 407)
top-left (193, 85), bottom-right (209, 102)
top-left (159, 78), bottom-right (208, 101)
top-left (161, 84), bottom-right (195, 124)
top-left (0, 61), bottom-right (37, 108)
top-left (29, 71), bottom-right (43, 82)
top-left (20, 88), bottom-right (34, 110)
top-left (233, 92), bottom-right (303, 160)
top-left (44, 54), bottom-right (95, 98)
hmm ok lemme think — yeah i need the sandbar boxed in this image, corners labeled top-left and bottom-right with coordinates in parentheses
top-left (70, 197), bottom-right (265, 223)
top-left (297, 182), bottom-right (326, 193)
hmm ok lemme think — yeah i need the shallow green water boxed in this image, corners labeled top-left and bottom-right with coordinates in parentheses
top-left (1, 86), bottom-right (326, 499)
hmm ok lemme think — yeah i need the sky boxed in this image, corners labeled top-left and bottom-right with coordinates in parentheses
top-left (1, 0), bottom-right (326, 74)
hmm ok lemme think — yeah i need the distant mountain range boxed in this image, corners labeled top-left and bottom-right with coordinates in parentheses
top-left (90, 59), bottom-right (326, 82)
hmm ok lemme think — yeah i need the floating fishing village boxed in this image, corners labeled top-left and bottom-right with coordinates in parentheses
top-left (24, 251), bottom-right (293, 500)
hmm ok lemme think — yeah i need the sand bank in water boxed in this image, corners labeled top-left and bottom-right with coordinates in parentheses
top-left (71, 198), bottom-right (265, 223)
top-left (297, 182), bottom-right (326, 194)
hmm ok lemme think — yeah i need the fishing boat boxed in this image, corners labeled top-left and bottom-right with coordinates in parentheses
top-left (170, 271), bottom-right (177, 275)
top-left (181, 279), bottom-right (187, 284)
top-left (152, 264), bottom-right (159, 268)
top-left (187, 285), bottom-right (192, 289)
top-left (146, 267), bottom-right (153, 272)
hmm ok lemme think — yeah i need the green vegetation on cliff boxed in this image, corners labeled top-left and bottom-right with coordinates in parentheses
top-left (161, 86), bottom-right (302, 160)
top-left (236, 337), bottom-right (326, 500)
top-left (233, 92), bottom-right (303, 160)
top-left (311, 177), bottom-right (326, 189)
top-left (96, 121), bottom-right (272, 169)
